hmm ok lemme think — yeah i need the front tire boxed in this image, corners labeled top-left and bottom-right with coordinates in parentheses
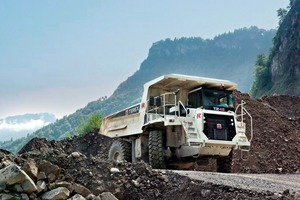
top-left (108, 140), bottom-right (132, 162)
top-left (149, 130), bottom-right (166, 169)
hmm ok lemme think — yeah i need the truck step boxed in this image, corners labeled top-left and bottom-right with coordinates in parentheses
top-left (188, 127), bottom-right (196, 131)
top-left (189, 132), bottom-right (198, 138)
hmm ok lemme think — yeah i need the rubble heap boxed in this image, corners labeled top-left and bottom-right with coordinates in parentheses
top-left (233, 92), bottom-right (300, 173)
top-left (0, 151), bottom-right (117, 200)
top-left (1, 146), bottom-right (287, 200)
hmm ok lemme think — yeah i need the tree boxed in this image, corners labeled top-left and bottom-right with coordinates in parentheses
top-left (250, 53), bottom-right (271, 98)
top-left (277, 8), bottom-right (288, 25)
top-left (277, 0), bottom-right (295, 26)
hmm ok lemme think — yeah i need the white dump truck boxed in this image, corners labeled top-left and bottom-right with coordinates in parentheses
top-left (100, 74), bottom-right (252, 172)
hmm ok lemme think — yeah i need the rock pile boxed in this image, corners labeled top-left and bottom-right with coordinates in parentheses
top-left (232, 91), bottom-right (300, 173)
top-left (2, 134), bottom-right (292, 199)
top-left (0, 157), bottom-right (117, 200)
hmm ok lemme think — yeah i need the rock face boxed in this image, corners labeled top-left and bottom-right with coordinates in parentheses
top-left (269, 0), bottom-right (300, 96)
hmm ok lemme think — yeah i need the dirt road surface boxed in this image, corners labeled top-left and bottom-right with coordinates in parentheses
top-left (173, 170), bottom-right (300, 194)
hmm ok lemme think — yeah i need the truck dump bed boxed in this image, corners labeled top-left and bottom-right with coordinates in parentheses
top-left (100, 104), bottom-right (143, 137)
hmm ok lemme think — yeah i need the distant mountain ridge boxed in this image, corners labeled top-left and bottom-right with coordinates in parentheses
top-left (0, 113), bottom-right (56, 142)
top-left (0, 113), bottom-right (56, 124)
top-left (0, 27), bottom-right (275, 152)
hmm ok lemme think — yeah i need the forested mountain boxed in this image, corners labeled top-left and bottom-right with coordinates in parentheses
top-left (0, 27), bottom-right (275, 152)
top-left (251, 0), bottom-right (300, 97)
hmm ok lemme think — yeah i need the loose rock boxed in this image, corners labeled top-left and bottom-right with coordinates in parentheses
top-left (41, 187), bottom-right (70, 200)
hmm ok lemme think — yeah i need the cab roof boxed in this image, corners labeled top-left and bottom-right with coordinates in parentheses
top-left (144, 74), bottom-right (237, 91)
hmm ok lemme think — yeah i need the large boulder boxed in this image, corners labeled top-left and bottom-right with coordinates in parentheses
top-left (72, 183), bottom-right (91, 197)
top-left (36, 180), bottom-right (47, 193)
top-left (0, 164), bottom-right (37, 194)
top-left (68, 194), bottom-right (86, 200)
top-left (0, 164), bottom-right (26, 185)
top-left (100, 192), bottom-right (118, 200)
top-left (21, 178), bottom-right (37, 193)
top-left (38, 160), bottom-right (61, 182)
top-left (22, 158), bottom-right (38, 181)
top-left (41, 187), bottom-right (70, 200)
top-left (0, 192), bottom-right (29, 200)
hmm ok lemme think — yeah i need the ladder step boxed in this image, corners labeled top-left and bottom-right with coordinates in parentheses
top-left (189, 133), bottom-right (198, 138)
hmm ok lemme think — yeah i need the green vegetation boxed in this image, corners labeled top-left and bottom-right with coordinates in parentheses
top-left (277, 0), bottom-right (295, 25)
top-left (251, 0), bottom-right (299, 98)
top-left (277, 8), bottom-right (288, 25)
top-left (75, 114), bottom-right (102, 135)
top-left (0, 27), bottom-right (275, 153)
top-left (250, 54), bottom-right (271, 98)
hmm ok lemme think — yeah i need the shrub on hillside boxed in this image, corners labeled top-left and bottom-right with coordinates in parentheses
top-left (75, 114), bottom-right (102, 135)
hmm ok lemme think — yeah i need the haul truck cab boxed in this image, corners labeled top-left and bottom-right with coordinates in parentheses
top-left (100, 74), bottom-right (253, 172)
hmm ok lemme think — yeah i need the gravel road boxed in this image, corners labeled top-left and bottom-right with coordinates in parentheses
top-left (173, 171), bottom-right (300, 194)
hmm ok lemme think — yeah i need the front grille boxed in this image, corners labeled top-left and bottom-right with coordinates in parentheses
top-left (203, 114), bottom-right (236, 141)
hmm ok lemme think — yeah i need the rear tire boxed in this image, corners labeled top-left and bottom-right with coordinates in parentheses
top-left (108, 139), bottom-right (132, 162)
top-left (149, 130), bottom-right (166, 169)
top-left (217, 151), bottom-right (233, 173)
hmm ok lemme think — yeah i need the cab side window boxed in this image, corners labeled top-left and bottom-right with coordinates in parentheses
top-left (188, 91), bottom-right (202, 108)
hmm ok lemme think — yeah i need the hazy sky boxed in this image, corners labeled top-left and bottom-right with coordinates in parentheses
top-left (0, 0), bottom-right (289, 119)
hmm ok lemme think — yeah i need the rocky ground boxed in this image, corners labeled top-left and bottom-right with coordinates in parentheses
top-left (1, 91), bottom-right (300, 199)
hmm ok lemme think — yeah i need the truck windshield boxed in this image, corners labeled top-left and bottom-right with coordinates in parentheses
top-left (202, 89), bottom-right (234, 108)
top-left (188, 89), bottom-right (234, 110)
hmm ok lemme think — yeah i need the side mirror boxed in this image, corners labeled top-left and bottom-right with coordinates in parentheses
top-left (156, 97), bottom-right (161, 107)
top-left (149, 96), bottom-right (155, 106)
top-left (149, 96), bottom-right (161, 107)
